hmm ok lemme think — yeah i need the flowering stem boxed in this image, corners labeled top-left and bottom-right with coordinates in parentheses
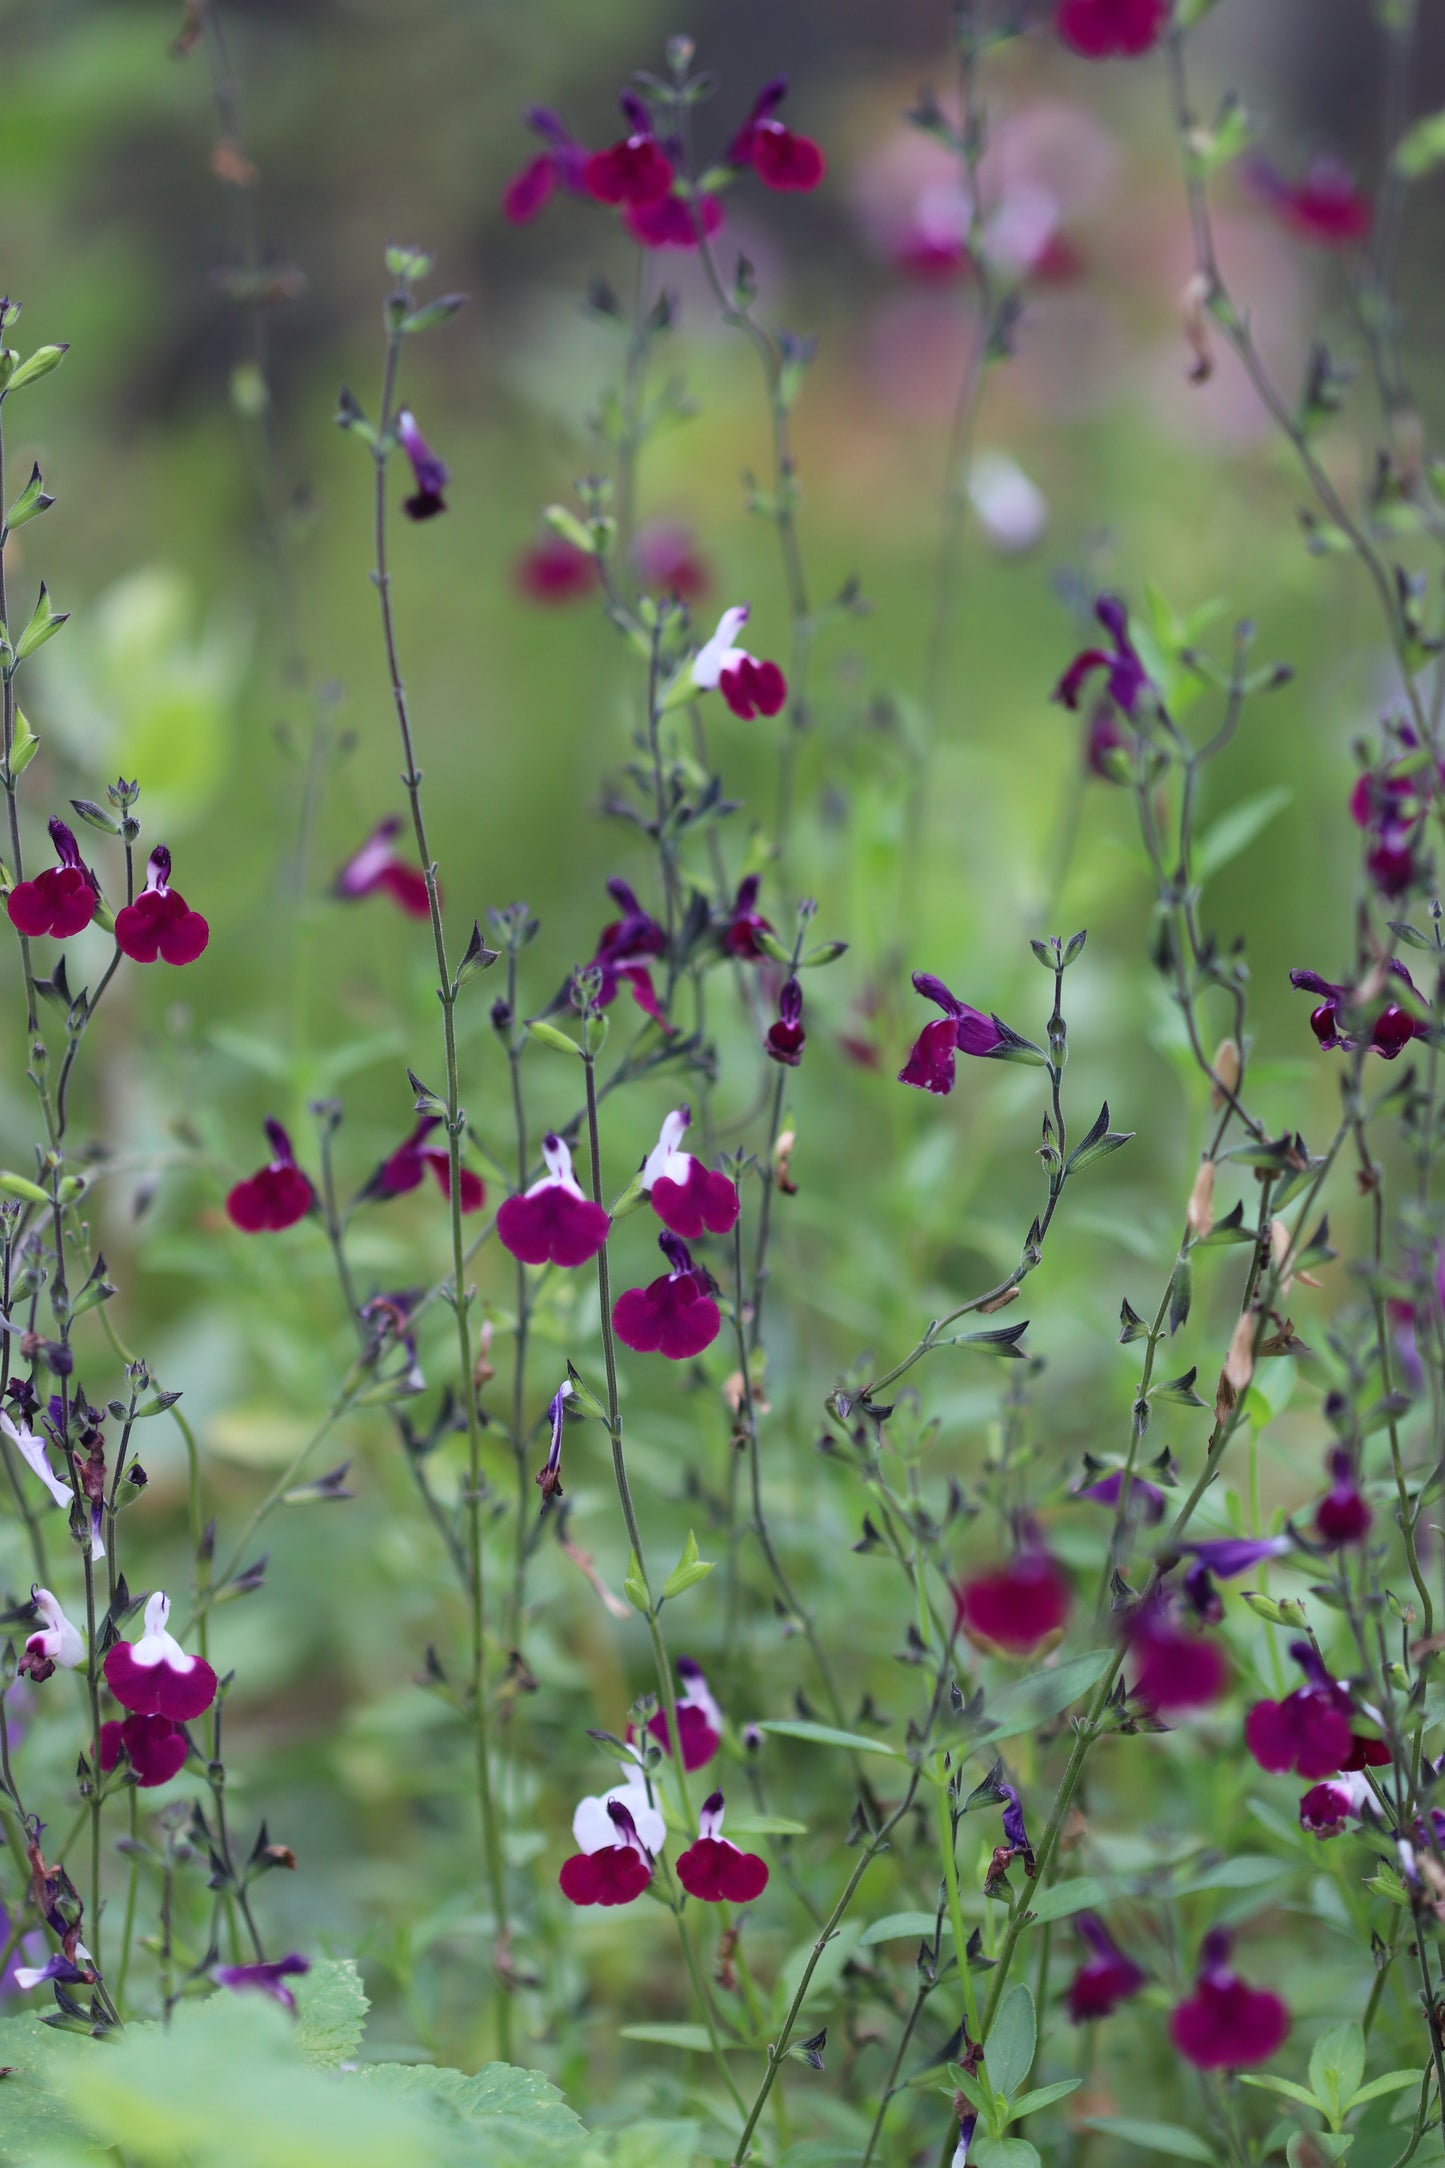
top-left (934, 1755), bottom-right (980, 2043)
top-left (367, 290), bottom-right (510, 2047)
top-left (81, 1540), bottom-right (103, 1971)
top-left (505, 946), bottom-right (533, 1659)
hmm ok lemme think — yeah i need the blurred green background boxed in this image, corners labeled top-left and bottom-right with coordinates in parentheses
top-left (3, 0), bottom-right (1445, 2154)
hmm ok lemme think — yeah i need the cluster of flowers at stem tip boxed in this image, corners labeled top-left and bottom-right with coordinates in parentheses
top-left (224, 1109), bottom-right (485, 1234)
top-left (6, 809), bottom-right (208, 967)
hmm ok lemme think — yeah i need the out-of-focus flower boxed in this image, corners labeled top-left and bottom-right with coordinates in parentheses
top-left (1073, 1466), bottom-right (1166, 1523)
top-left (515, 534), bottom-right (597, 603)
top-left (899, 971), bottom-right (1018, 1095)
top-left (765, 975), bottom-right (805, 1066)
top-left (6, 819), bottom-right (99, 940)
top-left (967, 454), bottom-right (1048, 554)
top-left (104, 1590), bottom-right (218, 1723)
top-left (333, 816), bottom-right (431, 919)
top-left (613, 1232), bottom-right (722, 1360)
top-left (99, 1712), bottom-right (188, 1789)
top-left (396, 410), bottom-right (447, 521)
top-left (647, 1657), bottom-right (723, 1771)
top-left (633, 520), bottom-right (709, 600)
top-left (588, 877), bottom-right (670, 1028)
top-left (572, 1766), bottom-right (667, 1858)
top-left (1169, 1928), bottom-right (1289, 2069)
top-left (721, 874), bottom-right (772, 959)
top-left (226, 1119), bottom-right (316, 1234)
top-left (1349, 753), bottom-right (1431, 899)
top-left (1289, 962), bottom-right (1429, 1060)
top-left (13, 1949), bottom-right (94, 1995)
top-left (114, 846), bottom-right (209, 966)
top-left (641, 1107), bottom-right (740, 1239)
top-left (1126, 1596), bottom-right (1229, 1715)
top-left (584, 101), bottom-right (675, 211)
top-left (0, 1408), bottom-right (75, 1517)
top-left (1314, 1448), bottom-right (1372, 1548)
top-left (691, 605), bottom-right (787, 719)
top-left (1053, 594), bottom-right (1149, 715)
top-left (727, 77), bottom-right (825, 193)
top-left (676, 1793), bottom-right (770, 1901)
top-left (371, 1117), bottom-right (485, 1214)
top-left (497, 1132), bottom-right (611, 1268)
top-left (1244, 1642), bottom-right (1356, 1779)
top-left (18, 1587), bottom-right (85, 1682)
top-left (502, 107), bottom-right (588, 224)
top-left (957, 1551), bottom-right (1071, 1656)
top-left (625, 192), bottom-right (725, 250)
top-left (214, 1954), bottom-right (310, 2012)
top-left (559, 1797), bottom-right (656, 1907)
top-left (1066, 1913), bottom-right (1147, 2021)
top-left (1299, 1770), bottom-right (1372, 1840)
top-left (1249, 156), bottom-right (1372, 246)
top-left (1056, 0), bottom-right (1166, 60)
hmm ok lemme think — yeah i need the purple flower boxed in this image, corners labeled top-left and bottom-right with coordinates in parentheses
top-left (1052, 594), bottom-right (1149, 716)
top-left (1315, 1448), bottom-right (1372, 1547)
top-left (1169, 1928), bottom-right (1289, 2070)
top-left (958, 1552), bottom-right (1071, 1655)
top-left (766, 976), bottom-right (805, 1066)
top-left (560, 1799), bottom-right (656, 1908)
top-left (1290, 961), bottom-right (1429, 1060)
top-left (1244, 1641), bottom-right (1355, 1779)
top-left (103, 1590), bottom-right (218, 1724)
top-left (676, 1793), bottom-right (770, 1903)
top-left (899, 973), bottom-right (1024, 1095)
top-left (1066, 1913), bottom-right (1147, 2021)
top-left (648, 1658), bottom-right (724, 1771)
top-left (501, 106), bottom-right (589, 224)
top-left (1126, 1596), bottom-right (1229, 1715)
top-left (1074, 1467), bottom-right (1165, 1523)
top-left (396, 410), bottom-right (447, 521)
top-left (612, 1232), bottom-right (722, 1361)
top-left (536, 1379), bottom-right (571, 1506)
top-left (497, 1133), bottom-right (611, 1269)
top-left (18, 1587), bottom-right (85, 1683)
top-left (1299, 1771), bottom-right (1371, 1839)
top-left (641, 1107), bottom-right (740, 1239)
top-left (333, 816), bottom-right (431, 919)
top-left (13, 1948), bottom-right (94, 1994)
top-left (1181, 1536), bottom-right (1292, 1578)
top-left (721, 875), bottom-right (773, 960)
top-left (214, 1953), bottom-right (311, 2013)
top-left (588, 878), bottom-right (671, 1030)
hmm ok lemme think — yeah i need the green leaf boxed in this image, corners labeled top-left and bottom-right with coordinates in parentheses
top-left (1286, 2135), bottom-right (1352, 2168)
top-left (0, 1171), bottom-right (51, 1204)
top-left (1346, 2070), bottom-right (1423, 2108)
top-left (1396, 108), bottom-right (1445, 179)
top-left (5, 704), bottom-right (39, 778)
top-left (660, 1529), bottom-right (716, 1602)
top-left (525, 1019), bottom-right (580, 1058)
top-left (622, 1549), bottom-right (649, 1615)
top-left (401, 294), bottom-right (467, 335)
top-left (860, 1911), bottom-right (948, 1946)
top-left (1310, 2020), bottom-right (1366, 2127)
top-left (359, 2061), bottom-right (586, 2165)
top-left (543, 504), bottom-right (602, 558)
top-left (3, 344), bottom-right (69, 396)
top-left (976, 1651), bottom-right (1114, 1745)
top-left (1084, 2119), bottom-right (1216, 2162)
top-left (13, 582), bottom-right (69, 664)
top-left (1195, 785), bottom-right (1292, 883)
top-left (1009, 2078), bottom-right (1083, 2120)
top-left (1026, 1876), bottom-right (1109, 1924)
top-left (618, 2022), bottom-right (717, 2052)
top-left (1238, 2074), bottom-right (1320, 2111)
top-left (970, 2139), bottom-right (1041, 2168)
top-left (756, 1721), bottom-right (902, 1758)
top-left (1065, 1101), bottom-right (1134, 1177)
top-left (293, 1957), bottom-right (370, 2067)
top-left (983, 1984), bottom-right (1035, 2100)
top-left (723, 1813), bottom-right (809, 1837)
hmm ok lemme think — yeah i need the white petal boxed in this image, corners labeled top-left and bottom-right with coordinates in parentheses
top-left (692, 605), bottom-right (751, 689)
top-left (2, 1413), bottom-right (75, 1513)
top-left (534, 1134), bottom-right (582, 1198)
top-left (642, 1107), bottom-right (691, 1189)
top-left (967, 454), bottom-right (1047, 555)
top-left (572, 1794), bottom-right (616, 1853)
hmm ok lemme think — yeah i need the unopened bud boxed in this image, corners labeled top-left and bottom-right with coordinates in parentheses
top-left (1187, 1159), bottom-right (1215, 1241)
top-left (1210, 1038), bottom-right (1240, 1110)
top-left (473, 1318), bottom-right (495, 1392)
top-left (1224, 1310), bottom-right (1255, 1395)
top-left (1181, 272), bottom-right (1213, 385)
top-left (773, 1128), bottom-right (797, 1195)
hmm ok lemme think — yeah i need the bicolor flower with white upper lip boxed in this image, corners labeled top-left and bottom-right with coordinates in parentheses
top-left (14, 1944), bottom-right (94, 1993)
top-left (19, 1587), bottom-right (85, 1682)
top-left (0, 1406), bottom-right (75, 1514)
top-left (646, 1657), bottom-right (723, 1771)
top-left (103, 1590), bottom-right (218, 1723)
top-left (559, 1792), bottom-right (659, 1908)
top-left (690, 606), bottom-right (787, 720)
top-left (641, 1107), bottom-right (740, 1240)
top-left (496, 1132), bottom-right (611, 1268)
top-left (676, 1793), bottom-right (769, 1903)
top-left (613, 1232), bottom-right (722, 1360)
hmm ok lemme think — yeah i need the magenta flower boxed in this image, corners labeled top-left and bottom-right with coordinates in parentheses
top-left (1169, 1929), bottom-right (1289, 2070)
top-left (588, 877), bottom-right (671, 1028)
top-left (1315, 1449), bottom-right (1372, 1547)
top-left (1073, 1467), bottom-right (1165, 1523)
top-left (722, 874), bottom-right (773, 960)
top-left (625, 192), bottom-right (725, 250)
top-left (333, 816), bottom-right (431, 920)
top-left (559, 1798), bottom-right (656, 1908)
top-left (6, 819), bottom-right (99, 940)
top-left (613, 1232), bottom-right (722, 1360)
top-left (727, 79), bottom-right (825, 193)
top-left (957, 1551), bottom-right (1071, 1656)
top-left (691, 606), bottom-right (787, 719)
top-left (1127, 1600), bottom-right (1229, 1715)
top-left (501, 107), bottom-right (588, 224)
top-left (676, 1793), bottom-right (769, 1903)
top-left (633, 520), bottom-right (709, 602)
top-left (1056, 0), bottom-right (1166, 58)
top-left (1052, 595), bottom-right (1149, 715)
top-left (646, 1657), bottom-right (723, 1771)
top-left (13, 1949), bottom-right (94, 1995)
top-left (1349, 762), bottom-right (1428, 898)
top-left (583, 99), bottom-right (675, 210)
top-left (1250, 156), bottom-right (1372, 246)
top-left (642, 1107), bottom-right (740, 1240)
top-left (1065, 1913), bottom-right (1147, 2022)
top-left (1289, 962), bottom-right (1428, 1060)
top-left (497, 1133), bottom-right (611, 1268)
top-left (1182, 1536), bottom-right (1292, 1579)
top-left (114, 846), bottom-right (209, 966)
top-left (372, 1117), bottom-right (485, 1214)
top-left (226, 1119), bottom-right (316, 1234)
top-left (1244, 1642), bottom-right (1356, 1779)
top-left (514, 535), bottom-right (598, 603)
top-left (396, 409), bottom-right (447, 521)
top-left (765, 976), bottom-right (805, 1066)
top-left (104, 1590), bottom-right (218, 1724)
top-left (1300, 1771), bottom-right (1371, 1840)
top-left (898, 972), bottom-right (1014, 1094)
top-left (18, 1587), bottom-right (85, 1683)
top-left (98, 1712), bottom-right (188, 1789)
top-left (214, 1954), bottom-right (310, 2012)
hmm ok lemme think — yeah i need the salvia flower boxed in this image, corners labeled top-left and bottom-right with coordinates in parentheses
top-left (396, 409), bottom-right (447, 520)
top-left (514, 535), bottom-right (598, 603)
top-left (1056, 0), bottom-right (1166, 59)
top-left (99, 1712), bottom-right (188, 1789)
top-left (572, 1767), bottom-right (667, 1859)
top-left (536, 1378), bottom-right (572, 1506)
top-left (613, 1231), bottom-right (722, 1360)
top-left (226, 1119), bottom-right (316, 1233)
top-left (13, 1949), bottom-right (94, 1995)
top-left (647, 1657), bottom-right (723, 1771)
top-left (676, 1793), bottom-right (770, 1903)
top-left (899, 972), bottom-right (1014, 1094)
top-left (6, 819), bottom-right (99, 940)
top-left (727, 78), bottom-right (825, 193)
top-left (0, 1407), bottom-right (75, 1516)
top-left (1052, 594), bottom-right (1149, 715)
top-left (1299, 1770), bottom-right (1372, 1840)
top-left (103, 1589), bottom-right (218, 1723)
top-left (642, 1107), bottom-right (740, 1240)
top-left (19, 1587), bottom-right (85, 1682)
top-left (496, 1132), bottom-right (610, 1268)
top-left (589, 877), bottom-right (670, 1027)
top-left (1126, 1596), bottom-right (1229, 1716)
top-left (214, 1954), bottom-right (310, 2012)
top-left (372, 1117), bottom-right (485, 1213)
top-left (691, 606), bottom-right (787, 719)
top-left (114, 846), bottom-right (209, 966)
top-left (633, 520), bottom-right (709, 601)
top-left (333, 816), bottom-right (431, 919)
top-left (1250, 155), bottom-right (1372, 246)
top-left (1073, 1466), bottom-right (1165, 1524)
top-left (1289, 961), bottom-right (1429, 1060)
top-left (721, 874), bottom-right (773, 959)
top-left (957, 1550), bottom-right (1071, 1656)
top-left (1244, 1641), bottom-right (1356, 1780)
top-left (1315, 1448), bottom-right (1372, 1547)
top-left (1181, 1534), bottom-right (1292, 1619)
top-left (559, 1797), bottom-right (657, 1908)
top-left (502, 106), bottom-right (588, 223)
top-left (626, 191), bottom-right (724, 250)
top-left (583, 99), bottom-right (675, 210)
top-left (985, 1782), bottom-right (1036, 1894)
top-left (1066, 1913), bottom-right (1147, 2022)
top-left (1169, 1928), bottom-right (1289, 2070)
top-left (765, 976), bottom-right (805, 1066)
